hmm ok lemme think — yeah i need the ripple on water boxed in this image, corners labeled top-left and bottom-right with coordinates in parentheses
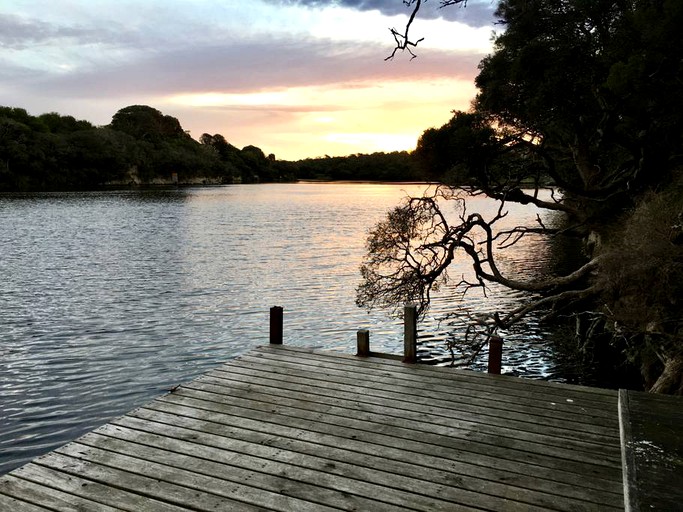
top-left (0, 184), bottom-right (567, 475)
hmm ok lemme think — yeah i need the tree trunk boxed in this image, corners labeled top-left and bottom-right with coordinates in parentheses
top-left (649, 356), bottom-right (683, 395)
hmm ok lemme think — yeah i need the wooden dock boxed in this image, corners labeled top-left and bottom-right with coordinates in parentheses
top-left (0, 344), bottom-right (680, 511)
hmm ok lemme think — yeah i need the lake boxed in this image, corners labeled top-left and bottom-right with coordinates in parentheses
top-left (1, 182), bottom-right (567, 475)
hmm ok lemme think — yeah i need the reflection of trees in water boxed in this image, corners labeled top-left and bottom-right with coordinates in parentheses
top-left (406, 208), bottom-right (566, 379)
top-left (539, 227), bottom-right (643, 389)
top-left (386, 208), bottom-right (642, 388)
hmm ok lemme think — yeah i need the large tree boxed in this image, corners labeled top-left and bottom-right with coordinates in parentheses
top-left (358, 0), bottom-right (683, 392)
top-left (109, 105), bottom-right (189, 141)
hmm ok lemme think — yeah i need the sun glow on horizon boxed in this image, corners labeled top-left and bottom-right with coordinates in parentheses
top-left (166, 78), bottom-right (478, 159)
top-left (167, 78), bottom-right (477, 110)
top-left (324, 132), bottom-right (421, 153)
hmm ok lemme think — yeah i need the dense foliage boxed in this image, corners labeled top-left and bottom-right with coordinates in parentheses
top-left (0, 105), bottom-right (420, 191)
top-left (283, 152), bottom-right (422, 182)
top-left (0, 105), bottom-right (237, 189)
top-left (359, 0), bottom-right (683, 392)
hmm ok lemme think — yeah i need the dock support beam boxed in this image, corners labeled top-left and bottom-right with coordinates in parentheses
top-left (357, 329), bottom-right (370, 357)
top-left (270, 306), bottom-right (283, 345)
top-left (488, 335), bottom-right (503, 374)
top-left (403, 304), bottom-right (417, 364)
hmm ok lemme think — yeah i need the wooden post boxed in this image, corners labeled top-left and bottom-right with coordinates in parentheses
top-left (357, 329), bottom-right (370, 357)
top-left (270, 306), bottom-right (283, 345)
top-left (403, 304), bottom-right (417, 364)
top-left (488, 335), bottom-right (503, 374)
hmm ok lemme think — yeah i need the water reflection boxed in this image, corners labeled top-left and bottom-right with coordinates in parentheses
top-left (411, 191), bottom-right (564, 377)
top-left (1, 183), bottom-right (566, 475)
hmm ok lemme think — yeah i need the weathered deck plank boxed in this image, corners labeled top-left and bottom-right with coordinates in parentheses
top-left (620, 389), bottom-right (683, 511)
top-left (7, 463), bottom-right (192, 512)
top-left (0, 345), bottom-right (628, 511)
top-left (102, 414), bottom-right (620, 511)
top-left (0, 472), bottom-right (123, 511)
top-left (124, 405), bottom-right (622, 506)
top-left (212, 352), bottom-right (621, 441)
top-left (155, 389), bottom-right (622, 483)
top-left (249, 346), bottom-right (618, 407)
top-left (206, 362), bottom-right (617, 434)
top-left (0, 482), bottom-right (64, 512)
top-left (70, 432), bottom-right (483, 512)
top-left (243, 347), bottom-right (619, 426)
top-left (167, 381), bottom-right (619, 460)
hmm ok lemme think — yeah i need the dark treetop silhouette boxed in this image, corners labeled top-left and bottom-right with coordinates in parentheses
top-left (358, 0), bottom-right (683, 393)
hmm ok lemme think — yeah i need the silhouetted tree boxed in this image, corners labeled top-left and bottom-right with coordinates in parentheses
top-left (359, 0), bottom-right (683, 392)
top-left (110, 105), bottom-right (188, 141)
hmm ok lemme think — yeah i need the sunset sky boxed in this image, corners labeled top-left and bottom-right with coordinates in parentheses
top-left (1, 0), bottom-right (497, 160)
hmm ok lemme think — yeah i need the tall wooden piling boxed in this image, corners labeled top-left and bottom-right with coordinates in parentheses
top-left (488, 335), bottom-right (503, 374)
top-left (357, 329), bottom-right (370, 357)
top-left (403, 304), bottom-right (417, 364)
top-left (270, 306), bottom-right (283, 345)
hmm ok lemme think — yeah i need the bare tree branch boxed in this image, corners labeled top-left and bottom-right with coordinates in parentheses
top-left (495, 285), bottom-right (600, 329)
top-left (385, 0), bottom-right (424, 61)
top-left (386, 0), bottom-right (468, 61)
top-left (357, 187), bottom-right (602, 328)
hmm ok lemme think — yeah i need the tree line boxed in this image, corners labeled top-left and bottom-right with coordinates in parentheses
top-left (0, 104), bottom-right (422, 191)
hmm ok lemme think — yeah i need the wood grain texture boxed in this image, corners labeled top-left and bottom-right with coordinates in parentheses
top-left (621, 389), bottom-right (683, 512)
top-left (0, 345), bottom-right (629, 511)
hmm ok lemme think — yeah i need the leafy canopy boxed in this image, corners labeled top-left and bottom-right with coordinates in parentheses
top-left (359, 0), bottom-right (683, 389)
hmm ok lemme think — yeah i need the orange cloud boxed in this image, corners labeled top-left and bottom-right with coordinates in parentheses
top-left (166, 78), bottom-right (478, 159)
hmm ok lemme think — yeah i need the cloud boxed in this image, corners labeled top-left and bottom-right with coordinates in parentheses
top-left (0, 14), bottom-right (89, 49)
top-left (9, 36), bottom-right (482, 100)
top-left (0, 13), bottom-right (143, 50)
top-left (0, 0), bottom-right (492, 158)
top-left (1, 1), bottom-right (492, 87)
top-left (166, 78), bottom-right (478, 113)
top-left (169, 74), bottom-right (478, 159)
top-left (274, 0), bottom-right (496, 27)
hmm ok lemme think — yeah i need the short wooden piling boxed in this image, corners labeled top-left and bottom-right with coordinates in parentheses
top-left (357, 329), bottom-right (370, 357)
top-left (488, 335), bottom-right (503, 374)
top-left (270, 306), bottom-right (283, 345)
top-left (403, 304), bottom-right (417, 364)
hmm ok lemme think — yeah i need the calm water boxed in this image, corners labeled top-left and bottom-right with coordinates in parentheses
top-left (1, 183), bottom-right (564, 474)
